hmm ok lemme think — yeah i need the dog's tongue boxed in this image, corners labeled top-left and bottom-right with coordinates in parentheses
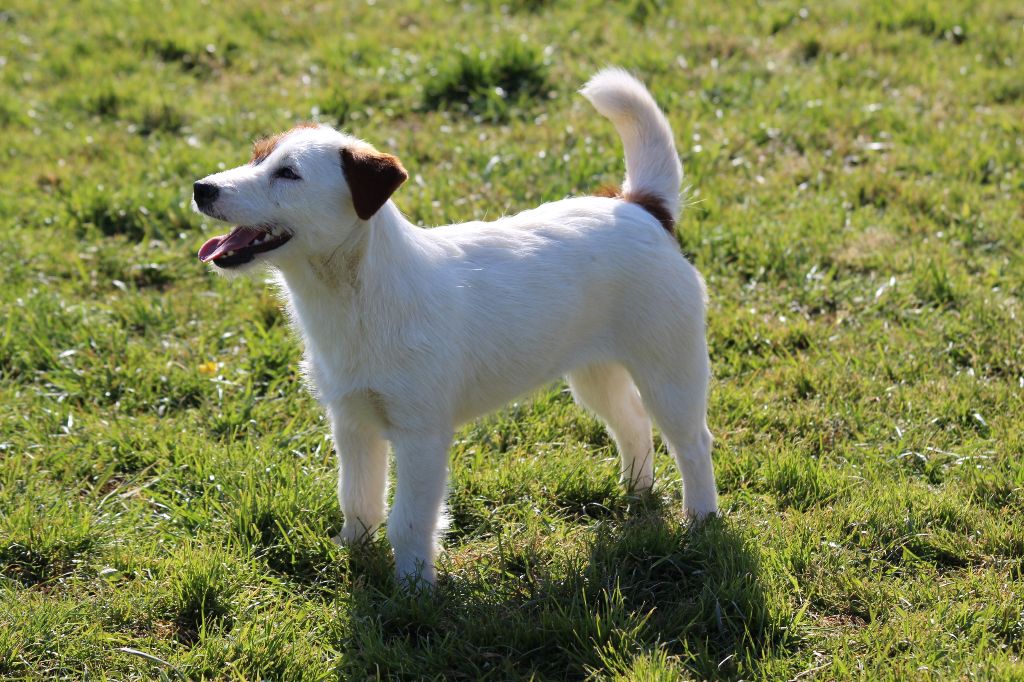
top-left (198, 226), bottom-right (261, 262)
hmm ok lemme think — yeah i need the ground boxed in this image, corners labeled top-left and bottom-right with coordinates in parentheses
top-left (1, 0), bottom-right (1023, 679)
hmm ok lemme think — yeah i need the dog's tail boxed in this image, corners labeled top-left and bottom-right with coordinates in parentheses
top-left (580, 68), bottom-right (683, 229)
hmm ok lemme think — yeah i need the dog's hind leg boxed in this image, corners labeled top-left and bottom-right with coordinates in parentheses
top-left (330, 417), bottom-right (389, 546)
top-left (568, 363), bottom-right (655, 493)
top-left (630, 357), bottom-right (718, 518)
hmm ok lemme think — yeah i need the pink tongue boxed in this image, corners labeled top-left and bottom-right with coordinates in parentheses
top-left (198, 226), bottom-right (261, 262)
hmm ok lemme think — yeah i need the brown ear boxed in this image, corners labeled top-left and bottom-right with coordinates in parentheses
top-left (340, 147), bottom-right (408, 220)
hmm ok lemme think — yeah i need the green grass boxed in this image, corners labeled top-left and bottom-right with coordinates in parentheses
top-left (1, 0), bottom-right (1023, 678)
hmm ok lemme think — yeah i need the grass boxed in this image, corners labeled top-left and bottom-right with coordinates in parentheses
top-left (422, 41), bottom-right (550, 121)
top-left (1, 0), bottom-right (1022, 678)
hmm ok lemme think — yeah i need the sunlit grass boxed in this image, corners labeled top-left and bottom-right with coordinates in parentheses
top-left (1, 0), bottom-right (1022, 678)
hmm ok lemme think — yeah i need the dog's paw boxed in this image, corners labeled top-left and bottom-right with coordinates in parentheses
top-left (395, 558), bottom-right (437, 589)
top-left (683, 484), bottom-right (719, 519)
top-left (332, 520), bottom-right (379, 546)
top-left (684, 502), bottom-right (719, 520)
top-left (622, 474), bottom-right (654, 495)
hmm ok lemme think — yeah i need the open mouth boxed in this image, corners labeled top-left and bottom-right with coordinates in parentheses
top-left (197, 226), bottom-right (292, 268)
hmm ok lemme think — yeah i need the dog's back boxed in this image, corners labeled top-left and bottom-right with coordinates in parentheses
top-left (422, 71), bottom-right (703, 425)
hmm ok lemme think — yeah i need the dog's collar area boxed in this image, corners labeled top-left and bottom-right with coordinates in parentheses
top-left (198, 225), bottom-right (292, 268)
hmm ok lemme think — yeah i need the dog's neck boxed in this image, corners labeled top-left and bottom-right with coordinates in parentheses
top-left (274, 202), bottom-right (422, 298)
top-left (270, 202), bottom-right (433, 372)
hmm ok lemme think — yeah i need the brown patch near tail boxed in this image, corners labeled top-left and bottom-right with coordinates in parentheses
top-left (340, 146), bottom-right (408, 220)
top-left (250, 122), bottom-right (320, 165)
top-left (625, 189), bottom-right (674, 233)
top-left (595, 184), bottom-right (674, 234)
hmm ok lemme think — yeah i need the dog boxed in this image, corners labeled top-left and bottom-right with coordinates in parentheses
top-left (192, 68), bottom-right (718, 585)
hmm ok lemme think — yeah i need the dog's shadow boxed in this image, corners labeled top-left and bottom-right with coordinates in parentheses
top-left (340, 499), bottom-right (781, 680)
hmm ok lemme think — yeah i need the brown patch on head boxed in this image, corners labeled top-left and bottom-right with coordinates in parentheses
top-left (340, 146), bottom-right (408, 220)
top-left (250, 122), bottom-right (320, 165)
top-left (594, 184), bottom-right (674, 233)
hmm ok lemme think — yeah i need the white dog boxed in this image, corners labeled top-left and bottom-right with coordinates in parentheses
top-left (192, 68), bottom-right (717, 585)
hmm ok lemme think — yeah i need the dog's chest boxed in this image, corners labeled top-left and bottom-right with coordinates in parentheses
top-left (281, 290), bottom-right (367, 395)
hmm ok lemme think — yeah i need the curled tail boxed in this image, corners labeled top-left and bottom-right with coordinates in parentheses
top-left (580, 68), bottom-right (683, 231)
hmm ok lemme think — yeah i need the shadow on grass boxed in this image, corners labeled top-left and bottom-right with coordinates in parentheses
top-left (339, 502), bottom-right (786, 680)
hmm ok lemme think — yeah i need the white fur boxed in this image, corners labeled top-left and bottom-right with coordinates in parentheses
top-left (193, 68), bottom-right (717, 585)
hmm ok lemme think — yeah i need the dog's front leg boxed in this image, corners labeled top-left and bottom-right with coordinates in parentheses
top-left (330, 415), bottom-right (389, 546)
top-left (387, 428), bottom-right (452, 586)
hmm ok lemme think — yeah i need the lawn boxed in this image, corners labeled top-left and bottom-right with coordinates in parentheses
top-left (1, 0), bottom-right (1023, 679)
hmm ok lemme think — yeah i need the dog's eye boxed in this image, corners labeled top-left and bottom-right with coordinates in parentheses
top-left (275, 167), bottom-right (301, 180)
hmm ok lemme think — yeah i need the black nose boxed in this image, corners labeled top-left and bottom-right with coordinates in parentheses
top-left (193, 181), bottom-right (219, 208)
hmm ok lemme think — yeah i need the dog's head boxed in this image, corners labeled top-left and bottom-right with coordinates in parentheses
top-left (192, 124), bottom-right (407, 272)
